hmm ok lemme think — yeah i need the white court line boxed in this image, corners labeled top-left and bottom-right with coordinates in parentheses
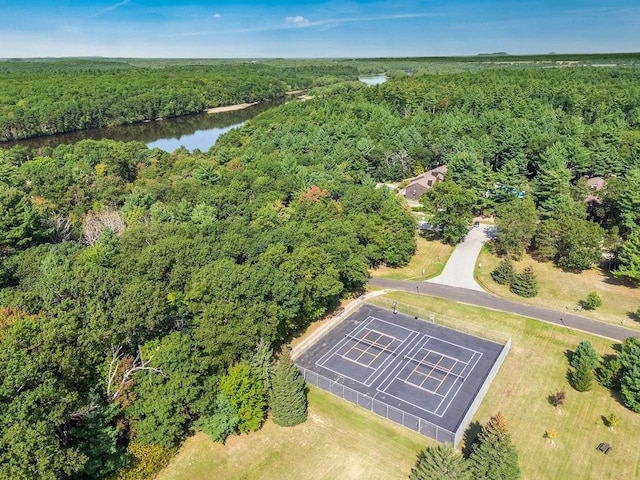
top-left (363, 330), bottom-right (421, 386)
top-left (424, 335), bottom-right (481, 364)
top-left (315, 316), bottom-right (376, 367)
top-left (433, 350), bottom-right (483, 416)
top-left (378, 334), bottom-right (484, 417)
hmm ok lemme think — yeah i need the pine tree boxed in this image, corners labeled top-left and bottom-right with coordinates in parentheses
top-left (491, 258), bottom-right (517, 285)
top-left (614, 228), bottom-right (640, 285)
top-left (409, 443), bottom-right (470, 480)
top-left (469, 412), bottom-right (521, 480)
top-left (571, 362), bottom-right (595, 392)
top-left (509, 266), bottom-right (538, 297)
top-left (269, 347), bottom-right (308, 427)
top-left (570, 341), bottom-right (600, 370)
top-left (250, 337), bottom-right (274, 392)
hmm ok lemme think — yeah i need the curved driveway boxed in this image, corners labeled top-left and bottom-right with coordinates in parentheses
top-left (427, 224), bottom-right (495, 291)
top-left (368, 277), bottom-right (639, 342)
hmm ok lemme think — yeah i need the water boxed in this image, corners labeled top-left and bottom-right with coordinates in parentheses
top-left (359, 75), bottom-right (387, 86)
top-left (146, 122), bottom-right (241, 152)
top-left (1, 99), bottom-right (283, 153)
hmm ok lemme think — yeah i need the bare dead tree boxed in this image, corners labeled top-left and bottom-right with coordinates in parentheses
top-left (81, 209), bottom-right (126, 246)
top-left (49, 212), bottom-right (72, 243)
top-left (106, 344), bottom-right (165, 402)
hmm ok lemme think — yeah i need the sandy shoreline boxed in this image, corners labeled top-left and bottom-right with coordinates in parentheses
top-left (204, 102), bottom-right (259, 114)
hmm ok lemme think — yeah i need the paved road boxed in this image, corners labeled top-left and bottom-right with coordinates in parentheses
top-left (427, 224), bottom-right (495, 291)
top-left (368, 278), bottom-right (639, 342)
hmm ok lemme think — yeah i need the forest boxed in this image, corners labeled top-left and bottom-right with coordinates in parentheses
top-left (0, 60), bottom-right (358, 141)
top-left (1, 59), bottom-right (640, 478)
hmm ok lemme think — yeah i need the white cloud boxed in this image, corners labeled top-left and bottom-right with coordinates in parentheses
top-left (213, 13), bottom-right (221, 18)
top-left (285, 15), bottom-right (310, 27)
top-left (93, 0), bottom-right (130, 18)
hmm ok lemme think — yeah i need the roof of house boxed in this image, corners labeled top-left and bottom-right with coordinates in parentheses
top-left (587, 177), bottom-right (605, 191)
top-left (405, 165), bottom-right (448, 189)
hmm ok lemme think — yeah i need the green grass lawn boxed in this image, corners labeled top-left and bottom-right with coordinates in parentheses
top-left (370, 233), bottom-right (453, 281)
top-left (157, 387), bottom-right (428, 480)
top-left (475, 248), bottom-right (640, 331)
top-left (370, 292), bottom-right (640, 480)
top-left (158, 292), bottom-right (640, 480)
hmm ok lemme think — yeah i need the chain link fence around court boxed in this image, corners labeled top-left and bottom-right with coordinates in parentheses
top-left (299, 300), bottom-right (511, 446)
top-left (299, 367), bottom-right (456, 444)
top-left (368, 297), bottom-right (511, 345)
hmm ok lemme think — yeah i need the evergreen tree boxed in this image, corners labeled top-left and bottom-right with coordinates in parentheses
top-left (618, 337), bottom-right (640, 413)
top-left (491, 258), bottom-right (517, 285)
top-left (571, 362), bottom-right (595, 392)
top-left (570, 341), bottom-right (600, 370)
top-left (269, 347), bottom-right (308, 427)
top-left (618, 168), bottom-right (640, 232)
top-left (469, 413), bottom-right (521, 480)
top-left (409, 443), bottom-right (470, 480)
top-left (509, 266), bottom-right (538, 297)
top-left (250, 337), bottom-right (274, 393)
top-left (614, 228), bottom-right (640, 285)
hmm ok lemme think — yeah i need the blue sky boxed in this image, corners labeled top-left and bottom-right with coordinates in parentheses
top-left (1, 0), bottom-right (638, 58)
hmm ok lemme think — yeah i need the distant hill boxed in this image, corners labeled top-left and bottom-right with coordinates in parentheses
top-left (477, 52), bottom-right (509, 56)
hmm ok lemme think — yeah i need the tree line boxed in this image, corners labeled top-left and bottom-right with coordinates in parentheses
top-left (1, 62), bottom-right (640, 477)
top-left (0, 60), bottom-right (358, 141)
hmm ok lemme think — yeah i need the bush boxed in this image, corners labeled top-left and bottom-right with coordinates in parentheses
top-left (195, 394), bottom-right (239, 444)
top-left (491, 258), bottom-right (516, 285)
top-left (509, 266), bottom-right (538, 298)
top-left (116, 441), bottom-right (175, 480)
top-left (580, 291), bottom-right (602, 310)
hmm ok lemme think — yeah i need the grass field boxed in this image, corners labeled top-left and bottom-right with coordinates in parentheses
top-left (370, 292), bottom-right (640, 480)
top-left (475, 248), bottom-right (640, 330)
top-left (370, 233), bottom-right (453, 281)
top-left (158, 291), bottom-right (640, 480)
top-left (157, 387), bottom-right (428, 480)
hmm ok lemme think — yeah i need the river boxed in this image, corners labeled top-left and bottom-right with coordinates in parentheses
top-left (0, 99), bottom-right (283, 153)
top-left (2, 77), bottom-right (387, 153)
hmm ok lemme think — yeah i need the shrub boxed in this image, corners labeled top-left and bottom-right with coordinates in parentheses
top-left (580, 291), bottom-right (602, 310)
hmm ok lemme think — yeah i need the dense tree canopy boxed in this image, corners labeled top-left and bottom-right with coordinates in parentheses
top-left (2, 59), bottom-right (640, 477)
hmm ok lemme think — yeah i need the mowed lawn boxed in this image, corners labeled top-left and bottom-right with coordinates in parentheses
top-left (158, 292), bottom-right (640, 480)
top-left (475, 249), bottom-right (640, 330)
top-left (157, 387), bottom-right (429, 480)
top-left (370, 233), bottom-right (453, 281)
top-left (370, 292), bottom-right (640, 480)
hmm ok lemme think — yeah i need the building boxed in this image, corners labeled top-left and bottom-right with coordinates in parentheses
top-left (400, 165), bottom-right (448, 201)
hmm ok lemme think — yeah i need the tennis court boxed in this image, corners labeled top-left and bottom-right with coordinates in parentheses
top-left (296, 304), bottom-right (508, 443)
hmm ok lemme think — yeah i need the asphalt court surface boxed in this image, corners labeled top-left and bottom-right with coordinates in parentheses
top-left (296, 303), bottom-right (504, 432)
